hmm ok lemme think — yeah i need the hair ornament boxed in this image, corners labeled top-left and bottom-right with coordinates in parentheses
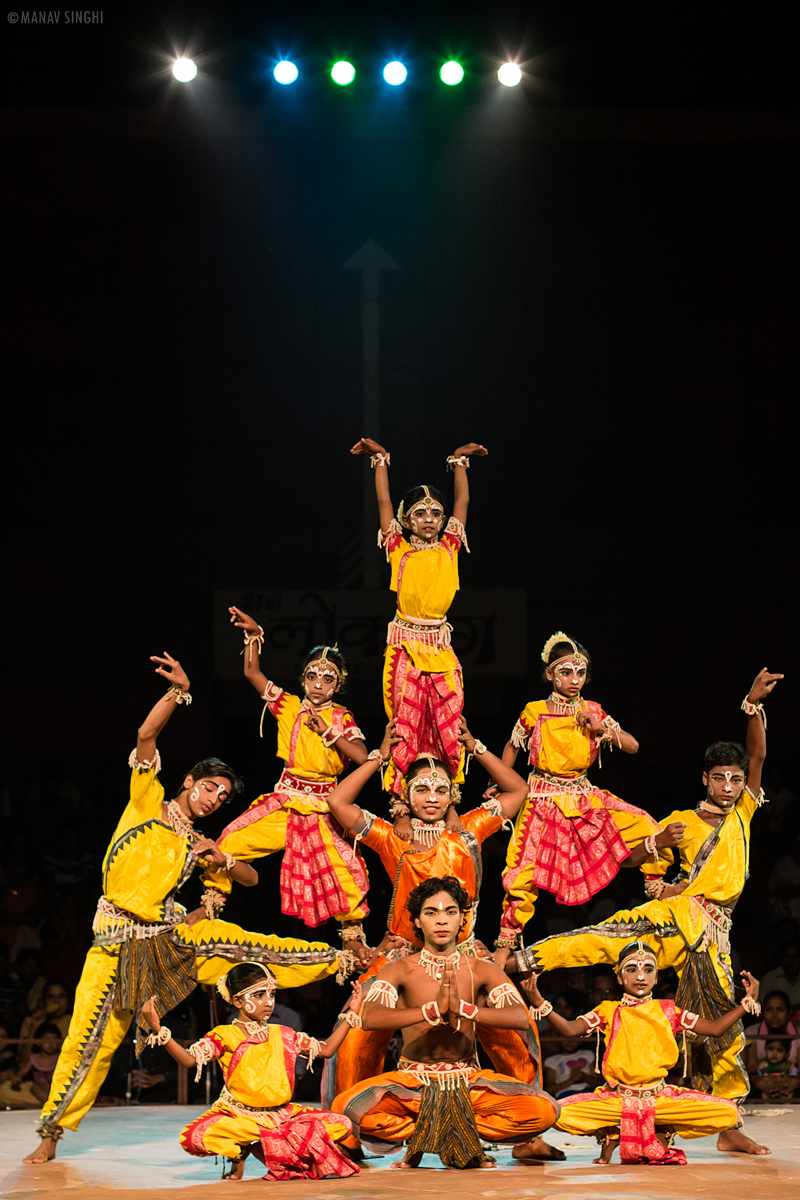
top-left (397, 486), bottom-right (443, 528)
top-left (541, 630), bottom-right (586, 669)
top-left (308, 644), bottom-right (347, 683)
top-left (216, 975), bottom-right (232, 1004)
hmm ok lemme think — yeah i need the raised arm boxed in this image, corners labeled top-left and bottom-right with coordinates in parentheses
top-left (325, 723), bottom-right (399, 832)
top-left (691, 972), bottom-right (760, 1038)
top-left (136, 653), bottom-right (192, 765)
top-left (351, 437), bottom-right (394, 534)
top-left (228, 607), bottom-right (270, 697)
top-left (459, 719), bottom-right (527, 819)
top-left (744, 668), bottom-right (783, 794)
top-left (140, 997), bottom-right (199, 1069)
top-left (449, 442), bottom-right (487, 527)
top-left (520, 974), bottom-right (594, 1038)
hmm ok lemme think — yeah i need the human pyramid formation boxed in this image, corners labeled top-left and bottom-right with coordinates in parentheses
top-left (23, 438), bottom-right (783, 1177)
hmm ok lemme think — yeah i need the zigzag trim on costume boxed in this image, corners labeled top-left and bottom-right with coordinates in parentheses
top-left (185, 937), bottom-right (338, 966)
top-left (42, 970), bottom-right (118, 1127)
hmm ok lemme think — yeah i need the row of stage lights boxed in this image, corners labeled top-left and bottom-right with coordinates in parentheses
top-left (171, 57), bottom-right (524, 88)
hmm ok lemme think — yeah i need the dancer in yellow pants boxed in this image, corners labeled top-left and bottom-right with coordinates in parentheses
top-left (23, 653), bottom-right (349, 1165)
top-left (516, 669), bottom-right (781, 1155)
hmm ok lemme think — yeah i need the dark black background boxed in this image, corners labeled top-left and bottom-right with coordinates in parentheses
top-left (2, 2), bottom-right (796, 966)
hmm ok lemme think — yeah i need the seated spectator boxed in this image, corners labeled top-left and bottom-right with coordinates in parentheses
top-left (0, 1021), bottom-right (62, 1109)
top-left (542, 993), bottom-right (602, 1100)
top-left (761, 942), bottom-right (800, 1007)
top-left (17, 981), bottom-right (72, 1074)
top-left (757, 1037), bottom-right (798, 1094)
top-left (745, 990), bottom-right (800, 1102)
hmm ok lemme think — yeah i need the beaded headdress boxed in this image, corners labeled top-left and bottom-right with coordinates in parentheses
top-left (217, 963), bottom-right (277, 1005)
top-left (616, 940), bottom-right (658, 974)
top-left (306, 644), bottom-right (347, 683)
top-left (541, 631), bottom-right (587, 673)
top-left (404, 755), bottom-right (461, 806)
top-left (397, 486), bottom-right (444, 528)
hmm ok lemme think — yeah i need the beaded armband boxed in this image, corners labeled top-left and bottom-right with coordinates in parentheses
top-left (201, 888), bottom-right (227, 920)
top-left (188, 1036), bottom-right (219, 1081)
top-left (168, 685), bottom-right (192, 706)
top-left (679, 1010), bottom-right (700, 1031)
top-left (487, 982), bottom-right (523, 1008)
top-left (128, 748), bottom-right (163, 775)
top-left (528, 1000), bottom-right (553, 1020)
top-left (364, 980), bottom-right (398, 1008)
top-left (444, 514), bottom-right (470, 552)
top-left (422, 1000), bottom-right (444, 1026)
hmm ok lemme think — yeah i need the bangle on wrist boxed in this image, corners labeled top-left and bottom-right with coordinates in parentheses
top-left (528, 1000), bottom-right (553, 1020)
top-left (370, 452), bottom-right (390, 469)
top-left (368, 748), bottom-right (387, 765)
top-left (421, 1000), bottom-right (444, 1027)
top-left (168, 685), bottom-right (192, 706)
top-left (144, 1025), bottom-right (172, 1048)
top-left (446, 455), bottom-right (469, 471)
top-left (741, 696), bottom-right (767, 728)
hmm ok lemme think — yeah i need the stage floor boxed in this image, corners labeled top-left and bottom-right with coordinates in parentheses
top-left (2, 1106), bottom-right (800, 1200)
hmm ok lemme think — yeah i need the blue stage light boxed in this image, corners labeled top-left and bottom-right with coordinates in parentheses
top-left (383, 61), bottom-right (407, 86)
top-left (273, 61), bottom-right (298, 85)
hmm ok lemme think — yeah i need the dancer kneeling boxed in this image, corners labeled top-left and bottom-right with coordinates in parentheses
top-left (333, 877), bottom-right (558, 1170)
top-left (142, 965), bottom-right (362, 1181)
top-left (522, 943), bottom-right (757, 1165)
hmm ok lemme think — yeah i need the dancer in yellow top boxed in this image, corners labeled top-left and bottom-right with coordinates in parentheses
top-left (515, 667), bottom-right (782, 1155)
top-left (523, 942), bottom-right (751, 1164)
top-left (141, 964), bottom-right (362, 1180)
top-left (207, 609), bottom-right (370, 960)
top-left (351, 436), bottom-right (486, 814)
top-left (23, 652), bottom-right (350, 1166)
top-left (493, 632), bottom-right (679, 963)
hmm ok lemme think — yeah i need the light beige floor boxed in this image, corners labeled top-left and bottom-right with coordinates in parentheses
top-left (2, 1105), bottom-right (799, 1200)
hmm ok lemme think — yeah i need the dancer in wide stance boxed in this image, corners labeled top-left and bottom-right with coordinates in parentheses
top-left (351, 435), bottom-right (486, 808)
top-left (494, 632), bottom-right (678, 964)
top-left (24, 653), bottom-right (351, 1165)
top-left (207, 611), bottom-right (369, 959)
top-left (515, 667), bottom-right (782, 1154)
top-left (321, 717), bottom-right (558, 1132)
top-left (332, 877), bottom-right (559, 1170)
top-left (523, 943), bottom-right (754, 1165)
top-left (141, 964), bottom-right (362, 1180)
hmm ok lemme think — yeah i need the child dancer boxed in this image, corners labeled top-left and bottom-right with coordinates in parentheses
top-left (494, 632), bottom-right (678, 964)
top-left (523, 942), bottom-right (754, 1164)
top-left (142, 964), bottom-right (362, 1180)
top-left (209, 610), bottom-right (369, 959)
top-left (350, 436), bottom-right (486, 811)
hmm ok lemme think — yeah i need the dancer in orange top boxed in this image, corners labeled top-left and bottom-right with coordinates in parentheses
top-left (351, 436), bottom-right (486, 810)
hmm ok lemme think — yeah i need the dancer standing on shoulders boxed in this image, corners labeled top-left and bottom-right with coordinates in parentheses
top-left (515, 667), bottom-right (783, 1155)
top-left (493, 632), bottom-right (676, 966)
top-left (206, 610), bottom-right (370, 964)
top-left (24, 653), bottom-right (352, 1166)
top-left (141, 966), bottom-right (362, 1180)
top-left (332, 877), bottom-right (559, 1170)
top-left (351, 436), bottom-right (486, 819)
top-left (522, 943), bottom-right (751, 1165)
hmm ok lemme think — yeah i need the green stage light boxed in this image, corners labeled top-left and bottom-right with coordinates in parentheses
top-left (439, 61), bottom-right (464, 86)
top-left (331, 60), bottom-right (356, 86)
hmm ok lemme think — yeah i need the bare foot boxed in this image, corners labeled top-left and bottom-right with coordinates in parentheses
top-left (223, 1149), bottom-right (250, 1180)
top-left (392, 1150), bottom-right (423, 1169)
top-left (23, 1138), bottom-right (58, 1164)
top-left (717, 1128), bottom-right (771, 1155)
top-left (513, 1137), bottom-right (565, 1162)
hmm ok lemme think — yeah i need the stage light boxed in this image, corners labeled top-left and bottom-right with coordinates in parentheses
top-left (439, 61), bottom-right (464, 86)
top-left (273, 61), bottom-right (298, 85)
top-left (383, 61), bottom-right (407, 86)
top-left (331, 60), bottom-right (356, 86)
top-left (497, 63), bottom-right (522, 87)
top-left (172, 57), bottom-right (198, 83)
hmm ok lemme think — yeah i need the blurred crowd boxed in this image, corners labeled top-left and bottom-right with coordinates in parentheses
top-left (2, 756), bottom-right (799, 1110)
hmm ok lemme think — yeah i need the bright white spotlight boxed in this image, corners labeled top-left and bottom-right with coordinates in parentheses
top-left (331, 60), bottom-right (356, 85)
top-left (172, 57), bottom-right (198, 83)
top-left (383, 61), bottom-right (407, 86)
top-left (497, 63), bottom-right (522, 87)
top-left (440, 61), bottom-right (464, 86)
top-left (273, 61), bottom-right (298, 85)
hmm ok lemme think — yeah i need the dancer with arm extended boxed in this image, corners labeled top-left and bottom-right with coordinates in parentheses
top-left (141, 967), bottom-right (363, 1180)
top-left (351, 436), bottom-right (486, 818)
top-left (522, 944), bottom-right (756, 1165)
top-left (24, 653), bottom-right (355, 1165)
top-left (205, 609), bottom-right (370, 962)
top-left (493, 632), bottom-right (683, 967)
top-left (331, 877), bottom-right (558, 1170)
top-left (515, 667), bottom-right (782, 1154)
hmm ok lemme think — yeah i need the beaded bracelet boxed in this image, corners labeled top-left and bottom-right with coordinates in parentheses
top-left (528, 1000), bottom-right (553, 1020)
top-left (422, 1001), bottom-right (444, 1026)
top-left (168, 685), bottom-right (192, 706)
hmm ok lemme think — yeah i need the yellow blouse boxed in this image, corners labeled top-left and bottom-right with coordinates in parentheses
top-left (651, 788), bottom-right (759, 904)
top-left (383, 524), bottom-right (463, 673)
top-left (264, 688), bottom-right (363, 784)
top-left (198, 1022), bottom-right (314, 1109)
top-left (516, 699), bottom-right (607, 777)
top-left (586, 999), bottom-right (692, 1087)
top-left (102, 767), bottom-right (191, 923)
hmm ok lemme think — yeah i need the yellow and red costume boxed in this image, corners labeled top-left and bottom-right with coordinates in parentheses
top-left (523, 786), bottom-right (765, 1100)
top-left (38, 758), bottom-right (344, 1143)
top-left (380, 516), bottom-right (467, 795)
top-left (180, 1020), bottom-right (356, 1179)
top-left (556, 996), bottom-right (737, 1163)
top-left (499, 698), bottom-right (660, 941)
top-left (206, 686), bottom-right (368, 928)
top-left (322, 803), bottom-right (539, 1103)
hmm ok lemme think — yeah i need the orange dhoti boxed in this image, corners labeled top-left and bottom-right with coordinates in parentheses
top-left (333, 1065), bottom-right (559, 1161)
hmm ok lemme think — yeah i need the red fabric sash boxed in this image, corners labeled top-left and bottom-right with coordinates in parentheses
top-left (280, 811), bottom-right (353, 926)
top-left (388, 659), bottom-right (464, 792)
top-left (259, 1110), bottom-right (358, 1180)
